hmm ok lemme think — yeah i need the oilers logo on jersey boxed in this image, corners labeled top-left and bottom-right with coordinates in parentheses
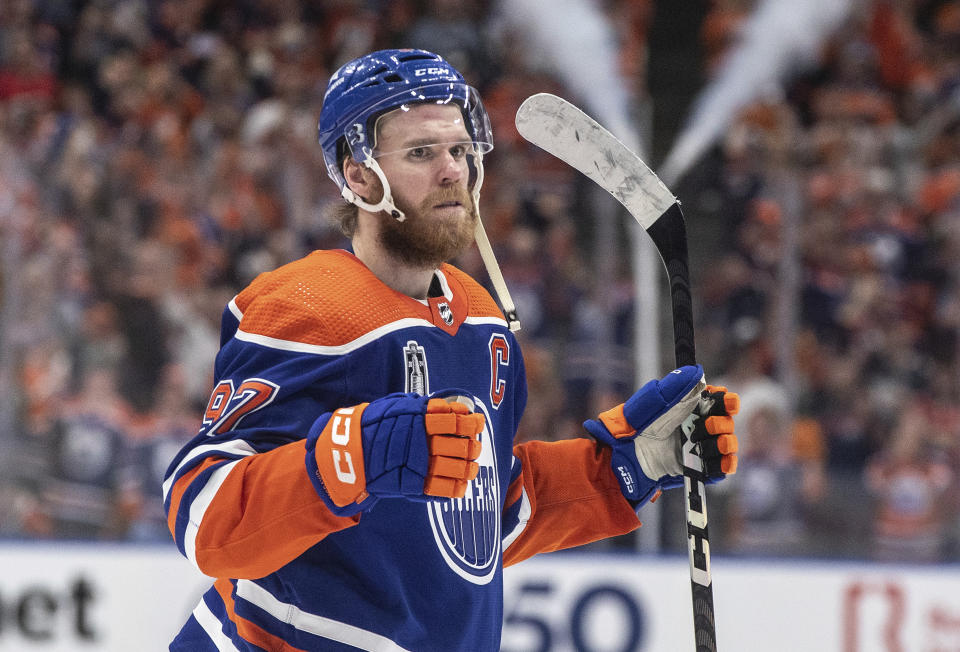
top-left (403, 336), bottom-right (501, 584)
top-left (427, 397), bottom-right (500, 585)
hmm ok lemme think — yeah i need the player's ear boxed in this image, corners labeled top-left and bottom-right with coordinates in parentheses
top-left (343, 157), bottom-right (373, 200)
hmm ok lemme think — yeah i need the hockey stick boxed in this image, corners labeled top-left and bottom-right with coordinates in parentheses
top-left (515, 93), bottom-right (718, 652)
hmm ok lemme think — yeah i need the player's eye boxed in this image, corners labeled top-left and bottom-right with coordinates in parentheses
top-left (406, 146), bottom-right (432, 161)
top-left (449, 143), bottom-right (469, 160)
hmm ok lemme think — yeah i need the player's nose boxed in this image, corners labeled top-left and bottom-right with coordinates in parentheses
top-left (437, 152), bottom-right (466, 185)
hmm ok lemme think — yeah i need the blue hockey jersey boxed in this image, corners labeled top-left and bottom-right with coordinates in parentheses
top-left (164, 250), bottom-right (639, 651)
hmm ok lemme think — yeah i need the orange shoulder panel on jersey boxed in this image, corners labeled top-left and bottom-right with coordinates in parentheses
top-left (234, 250), bottom-right (428, 346)
top-left (232, 251), bottom-right (508, 347)
top-left (502, 438), bottom-right (640, 567)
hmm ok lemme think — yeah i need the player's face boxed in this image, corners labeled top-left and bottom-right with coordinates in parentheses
top-left (372, 103), bottom-right (479, 267)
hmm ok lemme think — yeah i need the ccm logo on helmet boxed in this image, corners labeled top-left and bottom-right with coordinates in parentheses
top-left (415, 67), bottom-right (451, 77)
top-left (330, 407), bottom-right (357, 484)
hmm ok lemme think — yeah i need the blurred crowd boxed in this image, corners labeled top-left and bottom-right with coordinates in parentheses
top-left (680, 0), bottom-right (960, 561)
top-left (0, 0), bottom-right (958, 563)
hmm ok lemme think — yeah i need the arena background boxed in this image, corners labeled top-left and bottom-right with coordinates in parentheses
top-left (1, 0), bottom-right (959, 649)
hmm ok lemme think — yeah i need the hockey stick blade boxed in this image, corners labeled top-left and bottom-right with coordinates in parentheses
top-left (515, 93), bottom-right (695, 364)
top-left (515, 93), bottom-right (674, 228)
top-left (516, 93), bottom-right (718, 652)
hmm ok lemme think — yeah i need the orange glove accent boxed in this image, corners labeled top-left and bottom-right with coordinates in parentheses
top-left (696, 390), bottom-right (740, 477)
top-left (422, 398), bottom-right (484, 498)
top-left (597, 404), bottom-right (637, 439)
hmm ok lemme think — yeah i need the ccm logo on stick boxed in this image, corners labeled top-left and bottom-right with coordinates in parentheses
top-left (330, 407), bottom-right (357, 484)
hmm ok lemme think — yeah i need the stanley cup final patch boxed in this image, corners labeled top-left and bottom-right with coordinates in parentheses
top-left (403, 340), bottom-right (429, 395)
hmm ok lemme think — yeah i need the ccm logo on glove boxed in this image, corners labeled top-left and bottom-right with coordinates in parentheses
top-left (329, 407), bottom-right (359, 484)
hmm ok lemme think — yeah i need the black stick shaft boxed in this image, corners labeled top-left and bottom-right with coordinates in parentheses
top-left (646, 204), bottom-right (696, 367)
top-left (646, 203), bottom-right (718, 652)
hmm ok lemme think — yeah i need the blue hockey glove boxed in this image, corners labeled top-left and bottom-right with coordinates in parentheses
top-left (584, 365), bottom-right (739, 508)
top-left (305, 392), bottom-right (484, 516)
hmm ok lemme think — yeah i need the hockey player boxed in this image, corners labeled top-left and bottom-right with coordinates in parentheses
top-left (164, 49), bottom-right (740, 651)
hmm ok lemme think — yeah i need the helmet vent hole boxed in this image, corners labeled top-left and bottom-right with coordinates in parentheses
top-left (397, 53), bottom-right (434, 62)
top-left (383, 73), bottom-right (403, 83)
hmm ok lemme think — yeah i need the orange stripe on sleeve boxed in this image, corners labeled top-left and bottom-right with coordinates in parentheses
top-left (167, 457), bottom-right (223, 537)
top-left (214, 579), bottom-right (306, 652)
top-left (502, 439), bottom-right (640, 567)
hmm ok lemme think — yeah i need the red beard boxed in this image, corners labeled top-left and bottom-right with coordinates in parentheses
top-left (377, 185), bottom-right (478, 268)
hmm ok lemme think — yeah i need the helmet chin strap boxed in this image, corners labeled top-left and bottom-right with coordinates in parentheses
top-left (470, 151), bottom-right (521, 332)
top-left (341, 157), bottom-right (406, 221)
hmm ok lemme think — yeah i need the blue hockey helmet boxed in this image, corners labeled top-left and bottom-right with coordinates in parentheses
top-left (317, 49), bottom-right (493, 220)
